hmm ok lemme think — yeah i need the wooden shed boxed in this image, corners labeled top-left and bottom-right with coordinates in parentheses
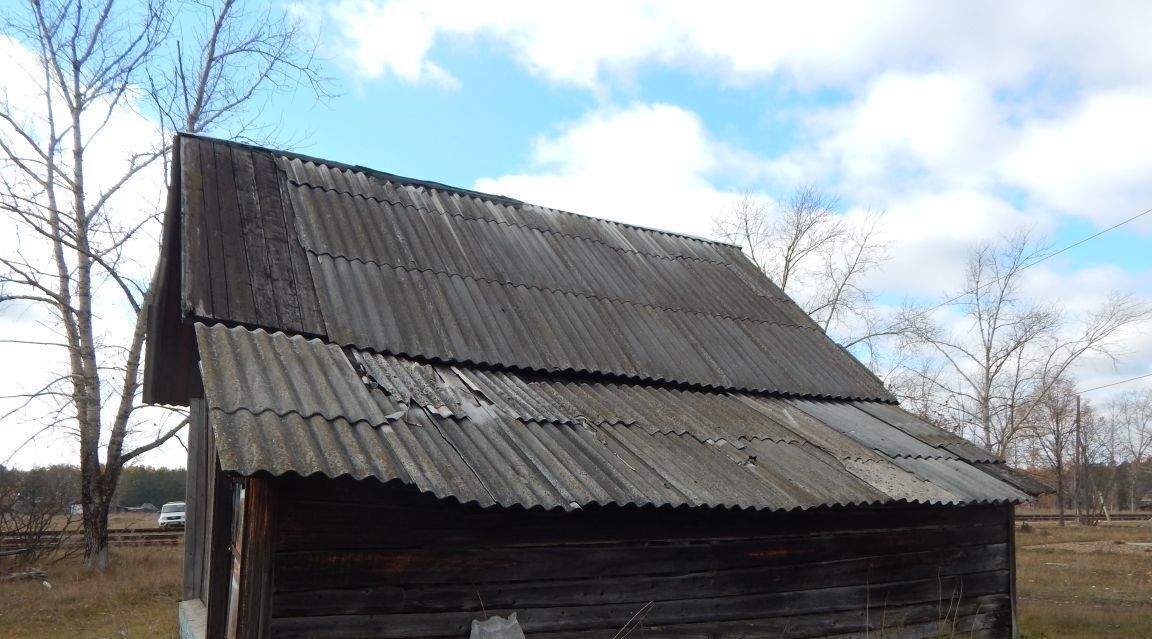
top-left (145, 134), bottom-right (1047, 638)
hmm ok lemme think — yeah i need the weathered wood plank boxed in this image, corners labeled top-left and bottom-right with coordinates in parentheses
top-left (235, 478), bottom-right (276, 639)
top-left (197, 137), bottom-right (231, 317)
top-left (1007, 505), bottom-right (1018, 638)
top-left (272, 543), bottom-right (1008, 617)
top-left (180, 138), bottom-right (211, 318)
top-left (270, 576), bottom-right (1009, 638)
top-left (275, 476), bottom-right (1005, 551)
top-left (273, 523), bottom-right (1006, 592)
top-left (276, 167), bottom-right (326, 335)
top-left (251, 152), bottom-right (303, 331)
top-left (205, 452), bottom-right (232, 639)
top-left (211, 144), bottom-right (257, 324)
top-left (526, 598), bottom-right (1011, 639)
top-left (183, 398), bottom-right (205, 601)
top-left (230, 146), bottom-right (280, 330)
top-left (267, 477), bottom-right (1013, 637)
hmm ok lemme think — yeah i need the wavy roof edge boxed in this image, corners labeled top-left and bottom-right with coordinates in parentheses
top-left (329, 341), bottom-right (903, 404)
top-left (215, 472), bottom-right (1029, 515)
top-left (224, 469), bottom-right (1029, 513)
top-left (174, 132), bottom-right (740, 249)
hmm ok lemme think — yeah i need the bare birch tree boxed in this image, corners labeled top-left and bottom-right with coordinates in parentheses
top-left (712, 185), bottom-right (897, 351)
top-left (1105, 389), bottom-right (1152, 509)
top-left (895, 233), bottom-right (1149, 459)
top-left (0, 0), bottom-right (328, 570)
top-left (1021, 376), bottom-right (1080, 524)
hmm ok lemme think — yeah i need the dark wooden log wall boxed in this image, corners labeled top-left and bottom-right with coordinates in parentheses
top-left (265, 477), bottom-right (1014, 639)
top-left (184, 397), bottom-right (236, 637)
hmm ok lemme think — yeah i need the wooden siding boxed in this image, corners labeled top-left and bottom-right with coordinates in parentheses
top-left (265, 477), bottom-right (1013, 638)
top-left (182, 398), bottom-right (207, 601)
top-left (181, 137), bottom-right (325, 336)
top-left (231, 478), bottom-right (277, 639)
top-left (185, 398), bottom-right (235, 637)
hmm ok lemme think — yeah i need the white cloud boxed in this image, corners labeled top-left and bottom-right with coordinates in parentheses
top-left (790, 74), bottom-right (1013, 195)
top-left (324, 1), bottom-right (1152, 92)
top-left (1001, 89), bottom-right (1152, 229)
top-left (326, 0), bottom-right (460, 87)
top-left (863, 190), bottom-right (1048, 297)
top-left (474, 103), bottom-right (758, 239)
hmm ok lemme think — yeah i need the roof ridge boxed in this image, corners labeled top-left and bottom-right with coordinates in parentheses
top-left (307, 249), bottom-right (812, 331)
top-left (174, 133), bottom-right (742, 249)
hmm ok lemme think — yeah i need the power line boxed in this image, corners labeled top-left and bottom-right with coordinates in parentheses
top-left (1080, 371), bottom-right (1152, 394)
top-left (1023, 206), bottom-right (1152, 274)
top-left (922, 205), bottom-right (1152, 313)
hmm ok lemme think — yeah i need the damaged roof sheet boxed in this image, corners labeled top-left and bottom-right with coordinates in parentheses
top-left (199, 324), bottom-right (1035, 510)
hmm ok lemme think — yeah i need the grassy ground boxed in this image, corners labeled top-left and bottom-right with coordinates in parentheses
top-left (0, 546), bottom-right (181, 639)
top-left (49, 512), bottom-right (161, 531)
top-left (1018, 520), bottom-right (1152, 638)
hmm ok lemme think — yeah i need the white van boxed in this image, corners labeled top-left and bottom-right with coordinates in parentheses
top-left (158, 501), bottom-right (186, 528)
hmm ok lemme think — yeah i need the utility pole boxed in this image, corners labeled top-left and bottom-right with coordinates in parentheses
top-left (1075, 395), bottom-right (1087, 525)
top-left (1074, 395), bottom-right (1081, 523)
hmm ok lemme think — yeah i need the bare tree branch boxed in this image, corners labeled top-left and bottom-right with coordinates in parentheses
top-left (1, 0), bottom-right (330, 570)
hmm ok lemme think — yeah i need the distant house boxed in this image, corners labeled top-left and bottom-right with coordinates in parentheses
top-left (1140, 492), bottom-right (1152, 510)
top-left (145, 134), bottom-right (1046, 638)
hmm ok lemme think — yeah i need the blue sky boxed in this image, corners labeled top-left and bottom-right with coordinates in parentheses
top-left (285, 1), bottom-right (1152, 307)
top-left (3, 0), bottom-right (1152, 468)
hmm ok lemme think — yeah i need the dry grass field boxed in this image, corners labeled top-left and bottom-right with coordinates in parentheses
top-left (1, 509), bottom-right (182, 639)
top-left (0, 545), bottom-right (181, 639)
top-left (2, 516), bottom-right (1150, 638)
top-left (1017, 519), bottom-right (1152, 638)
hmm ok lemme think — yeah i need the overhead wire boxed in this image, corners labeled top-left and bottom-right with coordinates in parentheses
top-left (918, 205), bottom-right (1152, 313)
top-left (1080, 371), bottom-right (1152, 395)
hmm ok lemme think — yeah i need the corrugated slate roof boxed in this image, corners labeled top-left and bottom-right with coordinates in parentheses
top-left (198, 325), bottom-right (1034, 510)
top-left (155, 134), bottom-right (1047, 514)
top-left (176, 134), bottom-right (891, 400)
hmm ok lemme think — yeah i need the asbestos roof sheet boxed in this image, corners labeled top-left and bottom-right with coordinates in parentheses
top-left (199, 324), bottom-right (1036, 510)
top-left (306, 253), bottom-right (886, 398)
top-left (851, 401), bottom-right (1000, 462)
top-left (171, 133), bottom-right (893, 401)
top-left (788, 399), bottom-right (958, 460)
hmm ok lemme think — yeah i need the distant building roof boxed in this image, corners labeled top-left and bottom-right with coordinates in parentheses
top-left (146, 134), bottom-right (1044, 511)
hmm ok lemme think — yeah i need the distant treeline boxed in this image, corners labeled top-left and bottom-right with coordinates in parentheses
top-left (117, 466), bottom-right (187, 507)
top-left (0, 464), bottom-right (186, 510)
